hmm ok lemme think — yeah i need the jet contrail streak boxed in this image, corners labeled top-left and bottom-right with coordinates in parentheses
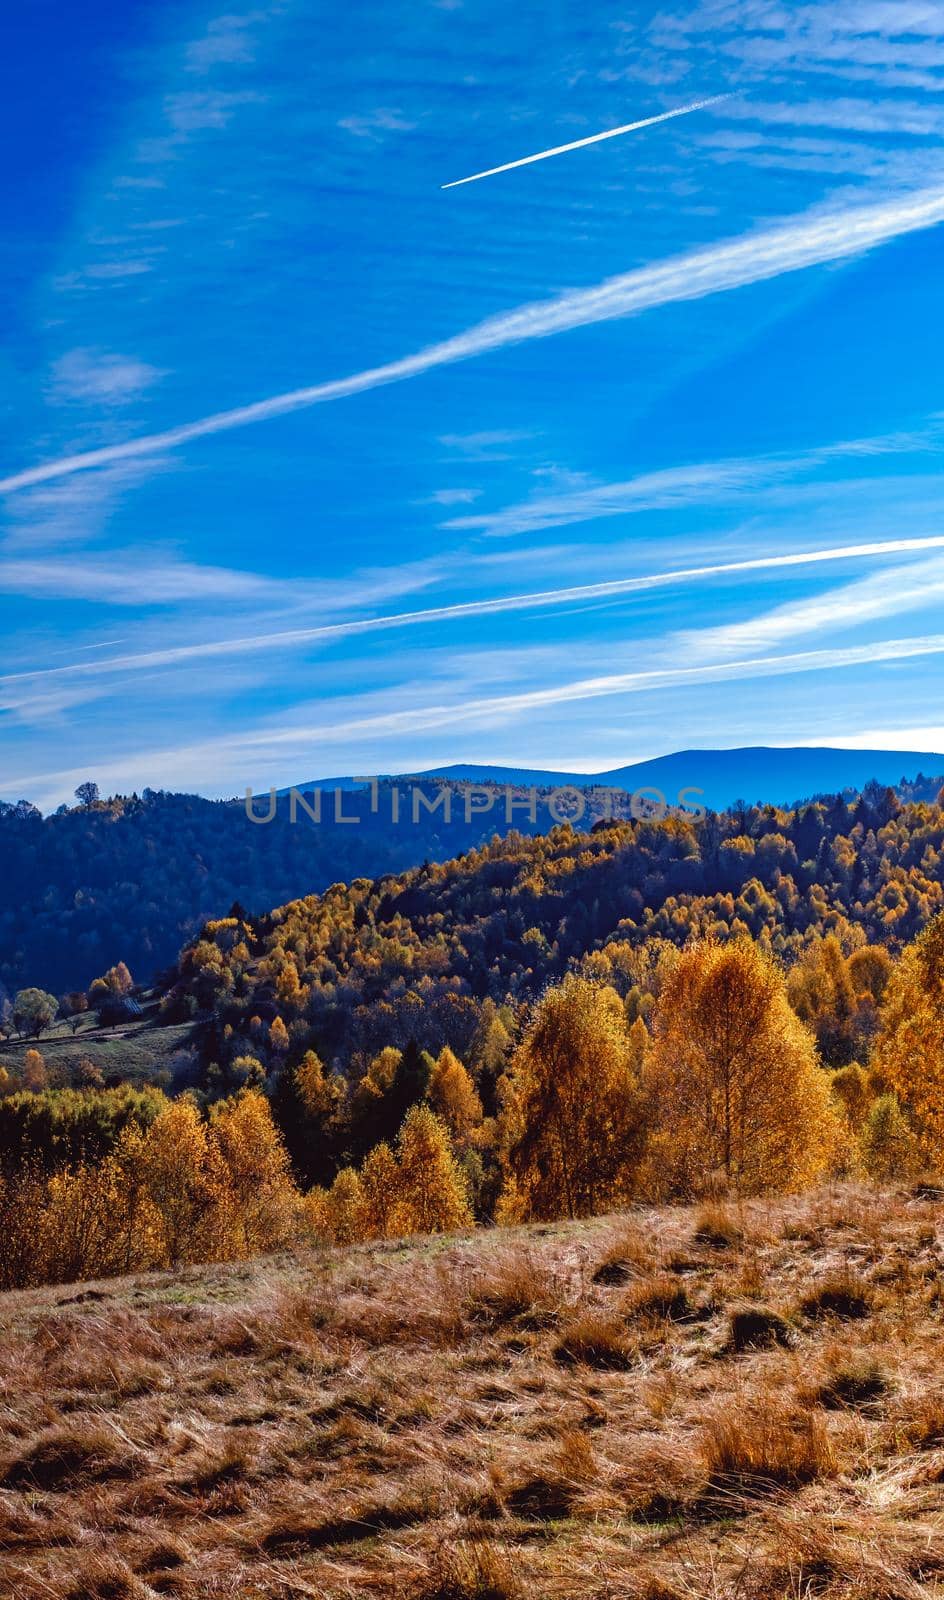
top-left (6, 179), bottom-right (944, 496)
top-left (1, 535), bottom-right (940, 686)
top-left (441, 94), bottom-right (731, 189)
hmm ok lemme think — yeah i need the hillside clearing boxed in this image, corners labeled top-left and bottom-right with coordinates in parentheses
top-left (0, 1009), bottom-right (198, 1088)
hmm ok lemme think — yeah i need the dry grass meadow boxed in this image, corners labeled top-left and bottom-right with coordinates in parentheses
top-left (4, 1184), bottom-right (944, 1600)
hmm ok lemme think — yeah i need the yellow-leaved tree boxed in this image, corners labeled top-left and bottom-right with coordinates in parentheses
top-left (648, 939), bottom-right (844, 1195)
top-left (110, 1121), bottom-right (164, 1273)
top-left (43, 1157), bottom-right (126, 1284)
top-left (268, 1015), bottom-right (290, 1055)
top-left (22, 1048), bottom-right (48, 1092)
top-left (322, 1166), bottom-right (364, 1245)
top-left (427, 1046), bottom-right (483, 1150)
top-left (357, 1140), bottom-right (399, 1238)
top-left (872, 914), bottom-right (944, 1166)
top-left (208, 1089), bottom-right (300, 1256)
top-left (296, 1048), bottom-right (345, 1121)
top-left (141, 1096), bottom-right (228, 1265)
top-left (498, 975), bottom-right (646, 1222)
top-left (860, 1094), bottom-right (923, 1181)
top-left (390, 1104), bottom-right (471, 1235)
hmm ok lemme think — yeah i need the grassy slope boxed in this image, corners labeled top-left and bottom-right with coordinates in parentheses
top-left (2, 1186), bottom-right (944, 1600)
top-left (0, 999), bottom-right (197, 1086)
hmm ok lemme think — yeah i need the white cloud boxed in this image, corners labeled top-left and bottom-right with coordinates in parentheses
top-left (0, 556), bottom-right (290, 606)
top-left (424, 488), bottom-right (482, 506)
top-left (446, 419), bottom-right (944, 537)
top-left (721, 95), bottom-right (944, 137)
top-left (678, 554), bottom-right (944, 660)
top-left (438, 431), bottom-right (536, 461)
top-left (163, 89), bottom-right (264, 134)
top-left (185, 11), bottom-right (264, 73)
top-left (48, 348), bottom-right (163, 408)
top-left (8, 181), bottom-right (944, 494)
top-left (339, 107), bottom-right (416, 140)
top-left (0, 459), bottom-right (166, 552)
top-left (3, 534), bottom-right (944, 682)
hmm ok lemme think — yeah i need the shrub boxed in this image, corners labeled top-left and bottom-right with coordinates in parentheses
top-left (800, 1271), bottom-right (873, 1322)
top-left (815, 1354), bottom-right (890, 1410)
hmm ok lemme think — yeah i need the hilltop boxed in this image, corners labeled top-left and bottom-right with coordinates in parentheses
top-left (3, 1184), bottom-right (944, 1600)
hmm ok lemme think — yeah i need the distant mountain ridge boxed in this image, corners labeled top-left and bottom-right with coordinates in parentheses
top-left (288, 745), bottom-right (944, 814)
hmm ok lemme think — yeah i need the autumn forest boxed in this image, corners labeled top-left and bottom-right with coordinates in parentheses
top-left (2, 778), bottom-right (944, 1291)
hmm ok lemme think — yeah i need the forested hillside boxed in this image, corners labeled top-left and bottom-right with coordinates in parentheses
top-left (164, 778), bottom-right (944, 1080)
top-left (0, 781), bottom-right (606, 997)
top-left (2, 765), bottom-right (942, 1000)
top-left (3, 781), bottom-right (944, 1295)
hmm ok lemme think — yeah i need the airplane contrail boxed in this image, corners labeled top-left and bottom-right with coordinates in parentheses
top-left (441, 94), bottom-right (732, 189)
top-left (1, 535), bottom-right (941, 686)
top-left (6, 180), bottom-right (944, 497)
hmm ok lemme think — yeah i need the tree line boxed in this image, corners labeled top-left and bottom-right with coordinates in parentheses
top-left (1, 913), bottom-right (941, 1290)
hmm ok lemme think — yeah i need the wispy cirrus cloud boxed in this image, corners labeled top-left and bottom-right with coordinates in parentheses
top-left (423, 488), bottom-right (482, 506)
top-left (445, 418), bottom-right (944, 537)
top-left (7, 181), bottom-right (944, 495)
top-left (679, 553), bottom-right (944, 661)
top-left (3, 535), bottom-right (944, 684)
top-left (48, 348), bottom-right (164, 408)
top-left (10, 630), bottom-right (944, 808)
top-left (0, 556), bottom-right (295, 606)
top-left (0, 460), bottom-right (167, 552)
top-left (185, 10), bottom-right (265, 74)
top-left (339, 106), bottom-right (416, 140)
top-left (0, 548), bottom-right (446, 610)
top-left (439, 431), bottom-right (535, 462)
top-left (649, 0), bottom-right (944, 88)
top-left (720, 95), bottom-right (944, 138)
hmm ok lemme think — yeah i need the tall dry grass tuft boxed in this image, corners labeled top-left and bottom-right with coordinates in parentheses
top-left (63, 1559), bottom-right (146, 1600)
top-left (808, 1346), bottom-right (892, 1411)
top-left (592, 1219), bottom-right (662, 1285)
top-left (700, 1398), bottom-right (838, 1499)
top-left (463, 1248), bottom-right (565, 1330)
top-left (409, 1538), bottom-right (523, 1600)
top-left (623, 1272), bottom-right (693, 1324)
top-left (799, 1266), bottom-right (874, 1322)
top-left (1, 1423), bottom-right (135, 1491)
top-left (692, 1203), bottom-right (744, 1251)
top-left (553, 1312), bottom-right (637, 1371)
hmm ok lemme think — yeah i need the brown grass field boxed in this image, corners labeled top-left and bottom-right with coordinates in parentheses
top-left (3, 1184), bottom-right (944, 1599)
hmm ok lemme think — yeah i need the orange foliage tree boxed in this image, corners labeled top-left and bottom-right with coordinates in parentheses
top-left (873, 914), bottom-right (944, 1166)
top-left (499, 976), bottom-right (646, 1222)
top-left (427, 1046), bottom-right (483, 1150)
top-left (208, 1089), bottom-right (300, 1256)
top-left (390, 1104), bottom-right (471, 1235)
top-left (649, 939), bottom-right (843, 1194)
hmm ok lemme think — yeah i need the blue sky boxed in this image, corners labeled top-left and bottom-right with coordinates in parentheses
top-left (4, 0), bottom-right (944, 808)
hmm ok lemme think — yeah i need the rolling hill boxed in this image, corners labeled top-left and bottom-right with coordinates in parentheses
top-left (2, 747), bottom-right (942, 1000)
